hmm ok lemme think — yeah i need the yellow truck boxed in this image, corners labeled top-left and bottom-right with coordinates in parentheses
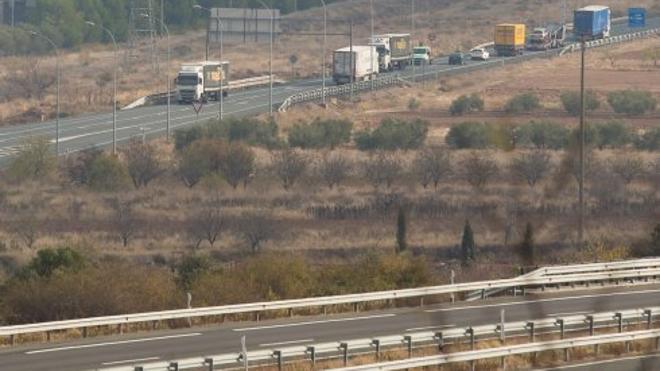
top-left (495, 24), bottom-right (526, 56)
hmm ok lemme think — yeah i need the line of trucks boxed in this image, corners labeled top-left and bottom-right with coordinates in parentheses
top-left (174, 5), bottom-right (613, 100)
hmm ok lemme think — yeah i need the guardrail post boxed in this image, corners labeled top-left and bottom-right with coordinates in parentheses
top-left (118, 324), bottom-right (123, 335)
top-left (435, 332), bottom-right (444, 352)
top-left (82, 327), bottom-right (88, 338)
top-left (404, 335), bottom-right (413, 358)
top-left (501, 355), bottom-right (506, 370)
top-left (372, 339), bottom-right (381, 360)
top-left (480, 289), bottom-right (486, 300)
top-left (450, 270), bottom-right (456, 303)
top-left (307, 346), bottom-right (316, 366)
top-left (168, 362), bottom-right (179, 371)
top-left (466, 327), bottom-right (475, 350)
top-left (557, 319), bottom-right (565, 339)
top-left (204, 357), bottom-right (214, 371)
top-left (9, 334), bottom-right (15, 346)
top-left (645, 309), bottom-right (653, 329)
top-left (322, 306), bottom-right (328, 316)
top-left (353, 303), bottom-right (359, 313)
top-left (419, 297), bottom-right (424, 307)
top-left (255, 312), bottom-right (261, 322)
top-left (340, 342), bottom-right (349, 366)
top-left (500, 309), bottom-right (506, 344)
top-left (46, 331), bottom-right (52, 342)
top-left (656, 337), bottom-right (660, 351)
top-left (274, 350), bottom-right (283, 371)
top-left (134, 367), bottom-right (144, 371)
top-left (616, 312), bottom-right (623, 333)
top-left (288, 308), bottom-right (294, 318)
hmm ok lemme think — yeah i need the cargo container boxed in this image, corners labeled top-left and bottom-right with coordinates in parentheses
top-left (574, 5), bottom-right (611, 40)
top-left (176, 61), bottom-right (229, 103)
top-left (332, 45), bottom-right (379, 85)
top-left (495, 24), bottom-right (526, 56)
top-left (369, 33), bottom-right (412, 71)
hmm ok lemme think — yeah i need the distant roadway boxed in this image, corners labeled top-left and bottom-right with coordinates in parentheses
top-left (0, 18), bottom-right (658, 163)
top-left (2, 285), bottom-right (660, 370)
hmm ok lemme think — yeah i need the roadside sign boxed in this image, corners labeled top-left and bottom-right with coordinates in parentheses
top-left (628, 8), bottom-right (646, 28)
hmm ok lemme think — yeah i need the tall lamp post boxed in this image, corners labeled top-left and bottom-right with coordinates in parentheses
top-left (320, 0), bottom-right (327, 106)
top-left (257, 0), bottom-right (274, 116)
top-left (141, 13), bottom-right (171, 141)
top-left (578, 37), bottom-right (587, 247)
top-left (30, 31), bottom-right (60, 155)
top-left (86, 21), bottom-right (118, 155)
top-left (370, 0), bottom-right (375, 90)
top-left (411, 0), bottom-right (415, 83)
top-left (194, 4), bottom-right (225, 120)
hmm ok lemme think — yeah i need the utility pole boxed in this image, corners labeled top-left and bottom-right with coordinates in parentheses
top-left (11, 0), bottom-right (15, 29)
top-left (349, 21), bottom-right (353, 100)
top-left (411, 0), bottom-right (415, 83)
top-left (578, 37), bottom-right (586, 247)
top-left (30, 31), bottom-right (60, 155)
top-left (370, 0), bottom-right (375, 90)
top-left (256, 0), bottom-right (274, 116)
top-left (320, 0), bottom-right (327, 107)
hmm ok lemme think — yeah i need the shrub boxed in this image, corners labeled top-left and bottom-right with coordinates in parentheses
top-left (607, 90), bottom-right (657, 115)
top-left (363, 152), bottom-right (402, 189)
top-left (316, 153), bottom-right (352, 189)
top-left (446, 122), bottom-right (488, 149)
top-left (408, 97), bottom-right (421, 111)
top-left (66, 148), bottom-right (104, 186)
top-left (594, 121), bottom-right (630, 149)
top-left (176, 255), bottom-right (212, 290)
top-left (221, 142), bottom-right (255, 189)
top-left (461, 152), bottom-right (499, 189)
top-left (206, 116), bottom-right (281, 148)
top-left (271, 149), bottom-right (308, 190)
top-left (174, 126), bottom-right (204, 151)
top-left (560, 90), bottom-right (600, 116)
top-left (355, 118), bottom-right (428, 151)
top-left (449, 94), bottom-right (484, 116)
top-left (510, 150), bottom-right (553, 187)
top-left (634, 127), bottom-right (660, 151)
top-left (413, 147), bottom-right (452, 189)
top-left (288, 118), bottom-right (353, 149)
top-left (20, 247), bottom-right (85, 279)
top-left (124, 140), bottom-right (164, 188)
top-left (7, 137), bottom-right (56, 183)
top-left (516, 121), bottom-right (569, 150)
top-left (504, 92), bottom-right (541, 114)
top-left (178, 143), bottom-right (213, 188)
top-left (568, 124), bottom-right (600, 149)
top-left (87, 153), bottom-right (130, 192)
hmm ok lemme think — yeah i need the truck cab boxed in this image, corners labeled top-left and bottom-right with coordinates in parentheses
top-left (176, 61), bottom-right (229, 104)
top-left (413, 46), bottom-right (432, 65)
top-left (369, 33), bottom-right (412, 72)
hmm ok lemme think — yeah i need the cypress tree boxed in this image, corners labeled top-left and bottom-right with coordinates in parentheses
top-left (461, 220), bottom-right (475, 265)
top-left (519, 222), bottom-right (535, 266)
top-left (651, 224), bottom-right (660, 255)
top-left (396, 206), bottom-right (407, 254)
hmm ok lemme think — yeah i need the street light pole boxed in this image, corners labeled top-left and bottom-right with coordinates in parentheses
top-left (411, 0), bottom-right (415, 83)
top-left (578, 37), bottom-right (586, 247)
top-left (30, 31), bottom-right (60, 155)
top-left (86, 21), bottom-right (118, 155)
top-left (320, 0), bottom-right (327, 107)
top-left (194, 5), bottom-right (225, 121)
top-left (370, 0), bottom-right (375, 90)
top-left (257, 0), bottom-right (274, 116)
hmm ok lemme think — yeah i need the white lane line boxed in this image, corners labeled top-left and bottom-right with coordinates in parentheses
top-left (404, 325), bottom-right (455, 332)
top-left (101, 357), bottom-right (160, 366)
top-left (25, 333), bottom-right (202, 354)
top-left (259, 339), bottom-right (315, 347)
top-left (425, 288), bottom-right (660, 313)
top-left (547, 311), bottom-right (593, 317)
top-left (233, 314), bottom-right (396, 332)
top-left (534, 354), bottom-right (660, 370)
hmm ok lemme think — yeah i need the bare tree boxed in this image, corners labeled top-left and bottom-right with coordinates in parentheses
top-left (186, 203), bottom-right (225, 249)
top-left (109, 198), bottom-right (138, 247)
top-left (364, 152), bottom-right (402, 189)
top-left (124, 139), bottom-right (164, 188)
top-left (413, 147), bottom-right (452, 189)
top-left (12, 211), bottom-right (39, 249)
top-left (222, 143), bottom-right (255, 189)
top-left (95, 70), bottom-right (113, 104)
top-left (235, 211), bottom-right (278, 253)
top-left (4, 58), bottom-right (56, 100)
top-left (316, 153), bottom-right (352, 189)
top-left (510, 150), bottom-right (553, 188)
top-left (462, 152), bottom-right (499, 189)
top-left (560, 150), bottom-right (602, 186)
top-left (272, 149), bottom-right (308, 190)
top-left (609, 154), bottom-right (646, 185)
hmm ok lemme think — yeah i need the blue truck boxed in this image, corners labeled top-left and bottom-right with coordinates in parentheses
top-left (574, 5), bottom-right (611, 40)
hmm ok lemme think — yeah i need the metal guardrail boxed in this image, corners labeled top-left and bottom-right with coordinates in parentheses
top-left (331, 329), bottom-right (660, 370)
top-left (100, 306), bottom-right (660, 370)
top-left (280, 27), bottom-right (660, 112)
top-left (2, 258), bottom-right (660, 343)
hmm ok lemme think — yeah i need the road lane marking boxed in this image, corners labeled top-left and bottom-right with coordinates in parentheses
top-left (233, 314), bottom-right (396, 332)
top-left (547, 311), bottom-right (593, 317)
top-left (425, 288), bottom-right (660, 313)
top-left (259, 339), bottom-right (315, 347)
top-left (25, 333), bottom-right (202, 354)
top-left (101, 357), bottom-right (160, 366)
top-left (404, 325), bottom-right (455, 332)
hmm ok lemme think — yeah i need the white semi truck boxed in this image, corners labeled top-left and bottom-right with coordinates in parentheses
top-left (175, 61), bottom-right (229, 104)
top-left (332, 45), bottom-right (379, 85)
top-left (369, 33), bottom-right (412, 72)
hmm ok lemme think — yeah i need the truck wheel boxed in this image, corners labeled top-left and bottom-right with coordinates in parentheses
top-left (223, 91), bottom-right (228, 98)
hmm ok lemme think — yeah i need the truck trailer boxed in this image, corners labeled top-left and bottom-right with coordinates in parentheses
top-left (176, 61), bottom-right (229, 104)
top-left (573, 5), bottom-right (611, 40)
top-left (369, 33), bottom-right (412, 71)
top-left (332, 45), bottom-right (379, 85)
top-left (494, 24), bottom-right (526, 56)
top-left (526, 24), bottom-right (567, 50)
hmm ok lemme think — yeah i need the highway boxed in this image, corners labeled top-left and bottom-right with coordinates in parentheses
top-left (2, 285), bottom-right (660, 370)
top-left (538, 354), bottom-right (660, 370)
top-left (0, 17), bottom-right (658, 163)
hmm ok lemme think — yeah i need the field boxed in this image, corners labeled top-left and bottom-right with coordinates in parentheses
top-left (0, 2), bottom-right (658, 327)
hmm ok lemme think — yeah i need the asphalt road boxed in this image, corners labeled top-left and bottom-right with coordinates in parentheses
top-left (0, 18), bottom-right (658, 163)
top-left (2, 285), bottom-right (660, 370)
